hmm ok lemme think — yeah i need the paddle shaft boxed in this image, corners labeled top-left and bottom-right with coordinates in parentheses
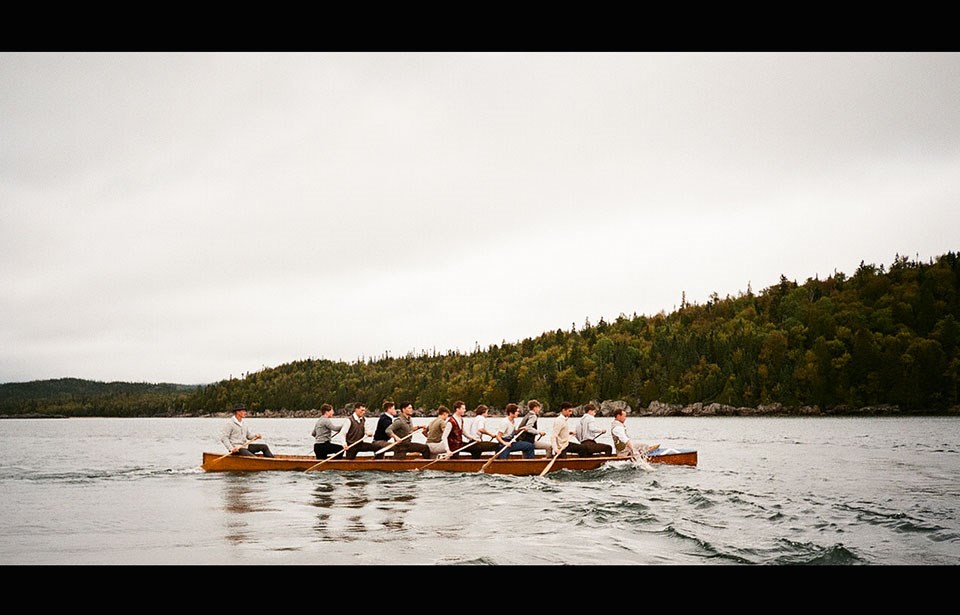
top-left (538, 444), bottom-right (567, 477)
top-left (479, 440), bottom-right (512, 472)
top-left (417, 440), bottom-right (476, 471)
top-left (375, 430), bottom-right (418, 455)
top-left (480, 429), bottom-right (543, 472)
top-left (304, 437), bottom-right (366, 472)
top-left (212, 437), bottom-right (258, 464)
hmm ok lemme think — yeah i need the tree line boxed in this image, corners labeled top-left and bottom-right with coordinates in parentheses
top-left (0, 378), bottom-right (197, 417)
top-left (3, 252), bottom-right (958, 417)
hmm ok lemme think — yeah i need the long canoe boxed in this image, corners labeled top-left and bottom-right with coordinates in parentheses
top-left (201, 447), bottom-right (697, 474)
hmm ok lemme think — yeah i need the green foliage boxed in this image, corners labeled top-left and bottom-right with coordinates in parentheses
top-left (0, 378), bottom-right (197, 417)
top-left (4, 252), bottom-right (959, 416)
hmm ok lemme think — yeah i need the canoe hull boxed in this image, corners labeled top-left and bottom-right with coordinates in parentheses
top-left (201, 448), bottom-right (697, 474)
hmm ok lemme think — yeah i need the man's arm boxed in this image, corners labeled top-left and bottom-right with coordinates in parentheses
top-left (386, 420), bottom-right (402, 441)
top-left (589, 416), bottom-right (605, 439)
top-left (550, 419), bottom-right (563, 452)
top-left (219, 423), bottom-right (233, 452)
top-left (440, 421), bottom-right (453, 454)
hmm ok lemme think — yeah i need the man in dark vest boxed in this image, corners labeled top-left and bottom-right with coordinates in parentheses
top-left (371, 400), bottom-right (398, 459)
top-left (516, 399), bottom-right (550, 456)
top-left (343, 403), bottom-right (381, 459)
top-left (442, 400), bottom-right (469, 457)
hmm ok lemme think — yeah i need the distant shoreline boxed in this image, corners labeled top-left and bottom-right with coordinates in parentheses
top-left (4, 401), bottom-right (956, 419)
top-left (0, 413), bottom-right (68, 419)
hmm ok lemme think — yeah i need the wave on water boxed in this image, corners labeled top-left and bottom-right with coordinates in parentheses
top-left (838, 503), bottom-right (942, 534)
top-left (773, 540), bottom-right (863, 565)
top-left (19, 466), bottom-right (203, 483)
top-left (685, 491), bottom-right (716, 509)
top-left (929, 530), bottom-right (960, 543)
top-left (442, 556), bottom-right (497, 565)
top-left (661, 523), bottom-right (752, 564)
top-left (548, 460), bottom-right (657, 481)
top-left (566, 499), bottom-right (655, 524)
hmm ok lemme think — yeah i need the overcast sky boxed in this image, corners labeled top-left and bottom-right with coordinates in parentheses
top-left (2, 52), bottom-right (958, 385)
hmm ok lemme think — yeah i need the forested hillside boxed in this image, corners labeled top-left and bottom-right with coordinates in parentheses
top-left (0, 378), bottom-right (197, 417)
top-left (4, 253), bottom-right (957, 417)
top-left (186, 252), bottom-right (959, 415)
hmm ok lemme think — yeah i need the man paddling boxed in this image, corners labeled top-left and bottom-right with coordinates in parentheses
top-left (442, 401), bottom-right (469, 458)
top-left (311, 403), bottom-right (347, 459)
top-left (371, 401), bottom-right (398, 459)
top-left (551, 402), bottom-right (587, 458)
top-left (462, 404), bottom-right (503, 458)
top-left (343, 403), bottom-right (381, 459)
top-left (385, 401), bottom-right (432, 459)
top-left (516, 399), bottom-right (551, 457)
top-left (425, 406), bottom-right (452, 458)
top-left (610, 408), bottom-right (658, 460)
top-left (220, 403), bottom-right (274, 457)
top-left (575, 403), bottom-right (613, 457)
top-left (494, 403), bottom-right (535, 459)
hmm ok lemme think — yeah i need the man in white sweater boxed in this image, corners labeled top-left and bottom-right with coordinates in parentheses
top-left (220, 403), bottom-right (274, 457)
top-left (610, 408), bottom-right (657, 459)
top-left (551, 402), bottom-right (586, 457)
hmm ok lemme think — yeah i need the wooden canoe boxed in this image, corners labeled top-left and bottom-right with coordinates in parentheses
top-left (201, 447), bottom-right (697, 474)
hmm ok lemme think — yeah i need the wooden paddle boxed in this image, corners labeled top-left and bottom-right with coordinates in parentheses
top-left (303, 437), bottom-right (367, 473)
top-left (375, 430), bottom-right (417, 455)
top-left (478, 438), bottom-right (517, 473)
top-left (538, 444), bottom-right (567, 477)
top-left (210, 437), bottom-right (258, 465)
top-left (479, 418), bottom-right (529, 472)
top-left (416, 440), bottom-right (476, 471)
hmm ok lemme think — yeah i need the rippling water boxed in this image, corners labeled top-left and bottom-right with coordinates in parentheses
top-left (0, 416), bottom-right (957, 565)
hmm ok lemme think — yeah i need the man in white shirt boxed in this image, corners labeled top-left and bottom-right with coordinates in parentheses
top-left (575, 402), bottom-right (613, 457)
top-left (462, 404), bottom-right (503, 458)
top-left (610, 408), bottom-right (658, 459)
top-left (494, 403), bottom-right (535, 459)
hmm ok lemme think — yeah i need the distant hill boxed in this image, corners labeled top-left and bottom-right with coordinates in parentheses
top-left (0, 378), bottom-right (198, 417)
top-left (183, 252), bottom-right (960, 416)
top-left (5, 252), bottom-right (959, 417)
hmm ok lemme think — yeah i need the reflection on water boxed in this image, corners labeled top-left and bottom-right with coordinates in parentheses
top-left (343, 479), bottom-right (369, 509)
top-left (220, 475), bottom-right (281, 545)
top-left (306, 474), bottom-right (418, 541)
top-left (312, 482), bottom-right (336, 509)
top-left (221, 476), bottom-right (254, 545)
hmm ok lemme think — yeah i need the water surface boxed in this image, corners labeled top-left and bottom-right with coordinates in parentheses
top-left (0, 416), bottom-right (957, 565)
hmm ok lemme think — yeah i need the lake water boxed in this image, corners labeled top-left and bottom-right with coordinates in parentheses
top-left (0, 415), bottom-right (957, 565)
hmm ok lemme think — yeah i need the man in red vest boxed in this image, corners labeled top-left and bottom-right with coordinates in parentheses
top-left (442, 400), bottom-right (469, 458)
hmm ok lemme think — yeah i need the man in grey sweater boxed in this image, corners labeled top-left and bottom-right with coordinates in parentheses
top-left (311, 403), bottom-right (347, 459)
top-left (220, 404), bottom-right (274, 457)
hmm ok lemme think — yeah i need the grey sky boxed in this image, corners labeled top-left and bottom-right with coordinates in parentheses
top-left (2, 52), bottom-right (958, 384)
